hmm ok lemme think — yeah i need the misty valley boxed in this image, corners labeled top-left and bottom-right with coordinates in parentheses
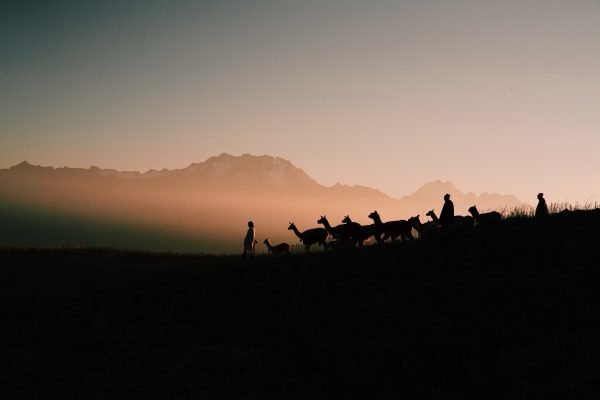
top-left (0, 154), bottom-right (524, 254)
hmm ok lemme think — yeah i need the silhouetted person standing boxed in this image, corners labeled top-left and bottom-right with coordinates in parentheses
top-left (439, 193), bottom-right (454, 229)
top-left (535, 193), bottom-right (549, 218)
top-left (243, 221), bottom-right (256, 259)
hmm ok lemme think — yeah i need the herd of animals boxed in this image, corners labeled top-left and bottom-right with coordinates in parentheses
top-left (261, 205), bottom-right (502, 255)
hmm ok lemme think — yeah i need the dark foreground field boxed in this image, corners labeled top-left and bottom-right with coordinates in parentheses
top-left (2, 211), bottom-right (600, 399)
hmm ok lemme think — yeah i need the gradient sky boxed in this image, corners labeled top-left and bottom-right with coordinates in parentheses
top-left (2, 0), bottom-right (599, 203)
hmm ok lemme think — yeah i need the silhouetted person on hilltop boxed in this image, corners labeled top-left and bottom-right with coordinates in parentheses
top-left (439, 193), bottom-right (454, 230)
top-left (243, 221), bottom-right (256, 259)
top-left (535, 193), bottom-right (549, 218)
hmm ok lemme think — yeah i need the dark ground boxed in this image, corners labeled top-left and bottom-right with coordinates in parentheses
top-left (2, 211), bottom-right (600, 399)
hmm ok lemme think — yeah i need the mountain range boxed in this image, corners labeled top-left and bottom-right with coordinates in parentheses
top-left (0, 153), bottom-right (526, 253)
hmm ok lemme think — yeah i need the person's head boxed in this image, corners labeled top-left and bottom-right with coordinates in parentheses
top-left (537, 193), bottom-right (544, 200)
top-left (444, 193), bottom-right (451, 201)
top-left (248, 221), bottom-right (254, 228)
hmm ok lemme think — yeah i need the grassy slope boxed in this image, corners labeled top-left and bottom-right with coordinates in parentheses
top-left (1, 211), bottom-right (600, 399)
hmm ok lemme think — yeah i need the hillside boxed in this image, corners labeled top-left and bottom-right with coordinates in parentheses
top-left (0, 154), bottom-right (525, 253)
top-left (2, 210), bottom-right (599, 398)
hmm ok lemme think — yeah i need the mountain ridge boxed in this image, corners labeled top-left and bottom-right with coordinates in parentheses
top-left (0, 153), bottom-right (527, 252)
top-left (2, 154), bottom-right (524, 205)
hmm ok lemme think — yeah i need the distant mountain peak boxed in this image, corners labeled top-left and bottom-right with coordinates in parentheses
top-left (420, 179), bottom-right (458, 189)
top-left (205, 152), bottom-right (236, 163)
top-left (406, 180), bottom-right (460, 200)
top-left (174, 153), bottom-right (319, 190)
top-left (11, 161), bottom-right (33, 169)
top-left (9, 161), bottom-right (54, 172)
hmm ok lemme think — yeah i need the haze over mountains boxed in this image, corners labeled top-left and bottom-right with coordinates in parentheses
top-left (0, 154), bottom-right (525, 253)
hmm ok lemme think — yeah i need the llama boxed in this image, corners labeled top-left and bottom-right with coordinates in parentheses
top-left (425, 209), bottom-right (438, 223)
top-left (367, 211), bottom-right (419, 242)
top-left (411, 214), bottom-right (440, 238)
top-left (341, 215), bottom-right (376, 245)
top-left (468, 206), bottom-right (502, 226)
top-left (317, 215), bottom-right (360, 243)
top-left (263, 238), bottom-right (292, 255)
top-left (426, 209), bottom-right (474, 227)
top-left (287, 223), bottom-right (329, 252)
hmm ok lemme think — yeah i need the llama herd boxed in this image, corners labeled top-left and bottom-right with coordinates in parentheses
top-left (263, 205), bottom-right (502, 254)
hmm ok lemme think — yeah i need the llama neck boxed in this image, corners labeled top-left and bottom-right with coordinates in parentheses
top-left (371, 215), bottom-right (383, 225)
top-left (320, 219), bottom-right (335, 234)
top-left (291, 226), bottom-right (303, 239)
top-left (411, 218), bottom-right (421, 230)
top-left (265, 241), bottom-right (274, 250)
top-left (429, 212), bottom-right (439, 222)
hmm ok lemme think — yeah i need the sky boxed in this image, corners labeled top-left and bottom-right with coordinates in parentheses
top-left (1, 0), bottom-right (599, 203)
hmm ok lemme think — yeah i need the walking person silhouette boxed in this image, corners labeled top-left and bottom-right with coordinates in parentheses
top-left (439, 193), bottom-right (454, 230)
top-left (243, 221), bottom-right (256, 259)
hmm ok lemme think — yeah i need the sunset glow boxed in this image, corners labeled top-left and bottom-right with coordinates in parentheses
top-left (2, 1), bottom-right (599, 203)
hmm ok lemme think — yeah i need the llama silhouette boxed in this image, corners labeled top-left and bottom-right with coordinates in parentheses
top-left (317, 215), bottom-right (360, 244)
top-left (426, 209), bottom-right (473, 227)
top-left (411, 214), bottom-right (440, 238)
top-left (263, 238), bottom-right (292, 254)
top-left (287, 222), bottom-right (329, 252)
top-left (367, 211), bottom-right (419, 242)
top-left (342, 215), bottom-right (377, 245)
top-left (425, 209), bottom-right (439, 223)
top-left (468, 206), bottom-right (502, 226)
